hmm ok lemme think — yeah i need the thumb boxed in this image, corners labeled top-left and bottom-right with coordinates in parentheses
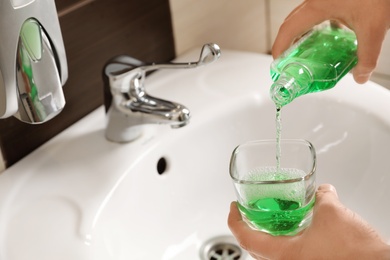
top-left (316, 184), bottom-right (339, 202)
top-left (317, 183), bottom-right (338, 196)
top-left (313, 184), bottom-right (344, 215)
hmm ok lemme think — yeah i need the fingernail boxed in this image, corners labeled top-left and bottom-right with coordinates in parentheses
top-left (318, 184), bottom-right (338, 197)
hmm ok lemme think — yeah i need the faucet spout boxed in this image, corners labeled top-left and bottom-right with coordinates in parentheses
top-left (105, 95), bottom-right (191, 142)
top-left (127, 95), bottom-right (191, 127)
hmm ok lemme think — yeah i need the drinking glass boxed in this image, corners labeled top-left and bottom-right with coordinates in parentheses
top-left (229, 139), bottom-right (316, 236)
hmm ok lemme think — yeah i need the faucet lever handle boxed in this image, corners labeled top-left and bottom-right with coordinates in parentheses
top-left (103, 43), bottom-right (220, 111)
top-left (105, 43), bottom-right (221, 83)
top-left (141, 43), bottom-right (221, 72)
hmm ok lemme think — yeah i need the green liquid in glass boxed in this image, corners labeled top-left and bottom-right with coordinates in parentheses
top-left (270, 24), bottom-right (358, 107)
top-left (238, 167), bottom-right (315, 236)
top-left (238, 196), bottom-right (315, 236)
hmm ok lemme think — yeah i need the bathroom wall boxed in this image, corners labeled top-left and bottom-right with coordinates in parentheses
top-left (169, 0), bottom-right (269, 55)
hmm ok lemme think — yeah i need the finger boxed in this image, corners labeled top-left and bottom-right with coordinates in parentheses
top-left (272, 2), bottom-right (328, 58)
top-left (228, 201), bottom-right (243, 222)
top-left (352, 25), bottom-right (387, 84)
top-left (228, 202), bottom-right (288, 258)
top-left (284, 1), bottom-right (306, 21)
top-left (310, 184), bottom-right (343, 227)
top-left (313, 184), bottom-right (342, 217)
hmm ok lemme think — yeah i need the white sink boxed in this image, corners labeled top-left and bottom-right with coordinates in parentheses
top-left (1, 49), bottom-right (390, 260)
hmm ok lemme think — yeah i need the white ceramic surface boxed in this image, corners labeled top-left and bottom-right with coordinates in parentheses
top-left (1, 49), bottom-right (390, 260)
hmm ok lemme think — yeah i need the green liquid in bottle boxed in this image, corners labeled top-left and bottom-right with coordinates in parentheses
top-left (270, 23), bottom-right (358, 107)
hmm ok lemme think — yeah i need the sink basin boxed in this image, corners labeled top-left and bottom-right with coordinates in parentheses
top-left (1, 49), bottom-right (390, 260)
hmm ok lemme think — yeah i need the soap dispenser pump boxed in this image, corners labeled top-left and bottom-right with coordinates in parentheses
top-left (0, 0), bottom-right (68, 124)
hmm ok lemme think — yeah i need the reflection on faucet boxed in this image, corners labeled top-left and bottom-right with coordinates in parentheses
top-left (0, 1), bottom-right (68, 123)
top-left (103, 43), bottom-right (221, 143)
top-left (15, 18), bottom-right (65, 123)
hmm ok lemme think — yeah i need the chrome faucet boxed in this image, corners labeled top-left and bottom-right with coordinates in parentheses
top-left (103, 43), bottom-right (221, 143)
top-left (0, 0), bottom-right (68, 124)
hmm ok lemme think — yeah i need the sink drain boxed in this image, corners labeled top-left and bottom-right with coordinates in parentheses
top-left (200, 235), bottom-right (247, 260)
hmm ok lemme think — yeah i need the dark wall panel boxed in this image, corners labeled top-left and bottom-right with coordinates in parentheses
top-left (0, 0), bottom-right (175, 167)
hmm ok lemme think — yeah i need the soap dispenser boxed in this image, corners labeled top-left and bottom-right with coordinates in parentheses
top-left (0, 0), bottom-right (68, 124)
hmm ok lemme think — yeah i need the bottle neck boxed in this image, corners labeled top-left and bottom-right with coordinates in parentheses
top-left (270, 74), bottom-right (299, 108)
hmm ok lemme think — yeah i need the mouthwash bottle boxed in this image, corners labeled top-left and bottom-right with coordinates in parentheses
top-left (270, 23), bottom-right (358, 108)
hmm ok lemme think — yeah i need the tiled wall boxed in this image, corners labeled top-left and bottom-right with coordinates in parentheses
top-left (168, 0), bottom-right (303, 55)
top-left (169, 0), bottom-right (269, 55)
